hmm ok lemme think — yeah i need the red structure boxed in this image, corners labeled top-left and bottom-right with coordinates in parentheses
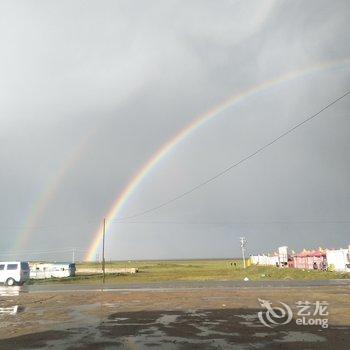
top-left (292, 250), bottom-right (326, 270)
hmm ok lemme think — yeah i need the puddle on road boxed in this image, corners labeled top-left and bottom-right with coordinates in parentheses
top-left (102, 302), bottom-right (122, 309)
top-left (191, 323), bottom-right (240, 338)
top-left (253, 332), bottom-right (272, 338)
top-left (157, 314), bottom-right (180, 326)
top-left (98, 309), bottom-right (252, 348)
top-left (0, 306), bottom-right (19, 315)
top-left (236, 313), bottom-right (266, 328)
top-left (0, 286), bottom-right (26, 318)
top-left (112, 317), bottom-right (129, 322)
top-left (0, 301), bottom-right (345, 349)
top-left (237, 313), bottom-right (258, 321)
top-left (276, 331), bottom-right (326, 343)
top-left (0, 287), bottom-right (21, 297)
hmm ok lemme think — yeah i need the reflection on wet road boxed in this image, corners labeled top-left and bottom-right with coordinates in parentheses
top-left (0, 286), bottom-right (20, 297)
top-left (0, 280), bottom-right (350, 349)
top-left (0, 287), bottom-right (23, 316)
top-left (0, 305), bottom-right (19, 315)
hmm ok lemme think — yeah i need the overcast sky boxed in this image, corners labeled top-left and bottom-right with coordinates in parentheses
top-left (0, 0), bottom-right (349, 261)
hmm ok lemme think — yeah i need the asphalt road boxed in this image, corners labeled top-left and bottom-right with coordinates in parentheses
top-left (3, 278), bottom-right (350, 294)
top-left (1, 279), bottom-right (350, 349)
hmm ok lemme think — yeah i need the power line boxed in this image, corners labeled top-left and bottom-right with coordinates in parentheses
top-left (0, 221), bottom-right (99, 231)
top-left (115, 90), bottom-right (350, 221)
top-left (0, 247), bottom-right (89, 255)
top-left (4, 248), bottom-right (75, 254)
top-left (1, 91), bottom-right (349, 234)
top-left (1, 219), bottom-right (350, 231)
top-left (110, 220), bottom-right (350, 225)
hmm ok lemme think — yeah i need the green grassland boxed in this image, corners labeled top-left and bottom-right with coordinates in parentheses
top-left (28, 259), bottom-right (350, 284)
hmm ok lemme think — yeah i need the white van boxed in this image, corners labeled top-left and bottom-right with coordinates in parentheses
top-left (0, 261), bottom-right (30, 286)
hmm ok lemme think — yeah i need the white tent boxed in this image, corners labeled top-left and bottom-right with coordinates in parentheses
top-left (326, 248), bottom-right (350, 272)
top-left (250, 255), bottom-right (279, 266)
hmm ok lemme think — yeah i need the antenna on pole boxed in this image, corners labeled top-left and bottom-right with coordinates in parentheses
top-left (102, 218), bottom-right (106, 284)
top-left (239, 237), bottom-right (247, 269)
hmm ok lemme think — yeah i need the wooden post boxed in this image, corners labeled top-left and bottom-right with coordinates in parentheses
top-left (102, 218), bottom-right (106, 284)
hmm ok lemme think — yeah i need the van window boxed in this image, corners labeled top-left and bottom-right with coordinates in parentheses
top-left (0, 264), bottom-right (4, 270)
top-left (7, 264), bottom-right (18, 270)
top-left (21, 262), bottom-right (30, 270)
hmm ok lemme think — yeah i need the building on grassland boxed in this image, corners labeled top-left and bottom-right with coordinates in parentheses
top-left (250, 254), bottom-right (279, 266)
top-left (249, 244), bottom-right (350, 272)
top-left (29, 262), bottom-right (76, 279)
top-left (326, 247), bottom-right (350, 272)
top-left (291, 249), bottom-right (327, 270)
top-left (250, 246), bottom-right (291, 267)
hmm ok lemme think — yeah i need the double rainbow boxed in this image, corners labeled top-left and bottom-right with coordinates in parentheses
top-left (85, 59), bottom-right (350, 261)
top-left (12, 130), bottom-right (94, 253)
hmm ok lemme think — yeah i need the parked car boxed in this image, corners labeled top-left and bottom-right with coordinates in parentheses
top-left (0, 261), bottom-right (30, 286)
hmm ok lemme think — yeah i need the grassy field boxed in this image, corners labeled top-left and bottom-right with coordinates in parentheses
top-left (28, 259), bottom-right (350, 284)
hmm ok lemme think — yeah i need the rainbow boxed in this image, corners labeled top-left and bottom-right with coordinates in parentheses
top-left (12, 130), bottom-right (94, 253)
top-left (85, 59), bottom-right (350, 261)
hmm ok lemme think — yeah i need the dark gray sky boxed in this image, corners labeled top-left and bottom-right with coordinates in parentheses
top-left (0, 0), bottom-right (349, 261)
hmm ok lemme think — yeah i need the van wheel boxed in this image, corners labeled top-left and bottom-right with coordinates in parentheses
top-left (5, 278), bottom-right (16, 286)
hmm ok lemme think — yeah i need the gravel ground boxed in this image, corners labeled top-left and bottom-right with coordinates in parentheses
top-left (0, 282), bottom-right (350, 349)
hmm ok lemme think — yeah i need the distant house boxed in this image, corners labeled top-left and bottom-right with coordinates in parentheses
top-left (291, 250), bottom-right (326, 270)
top-left (278, 246), bottom-right (289, 267)
top-left (250, 246), bottom-right (291, 267)
top-left (29, 262), bottom-right (76, 279)
top-left (326, 247), bottom-right (350, 272)
top-left (250, 245), bottom-right (350, 272)
top-left (250, 254), bottom-right (279, 266)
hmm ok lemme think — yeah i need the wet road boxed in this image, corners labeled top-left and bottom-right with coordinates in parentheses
top-left (1, 279), bottom-right (350, 349)
top-left (2, 278), bottom-right (350, 294)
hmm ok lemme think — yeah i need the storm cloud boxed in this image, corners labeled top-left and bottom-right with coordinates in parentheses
top-left (0, 0), bottom-right (349, 261)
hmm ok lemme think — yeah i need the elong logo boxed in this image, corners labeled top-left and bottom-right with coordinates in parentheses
top-left (258, 299), bottom-right (293, 328)
top-left (258, 299), bottom-right (329, 329)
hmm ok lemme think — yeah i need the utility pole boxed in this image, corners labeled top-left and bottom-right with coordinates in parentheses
top-left (72, 248), bottom-right (75, 263)
top-left (239, 237), bottom-right (247, 269)
top-left (102, 218), bottom-right (106, 284)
